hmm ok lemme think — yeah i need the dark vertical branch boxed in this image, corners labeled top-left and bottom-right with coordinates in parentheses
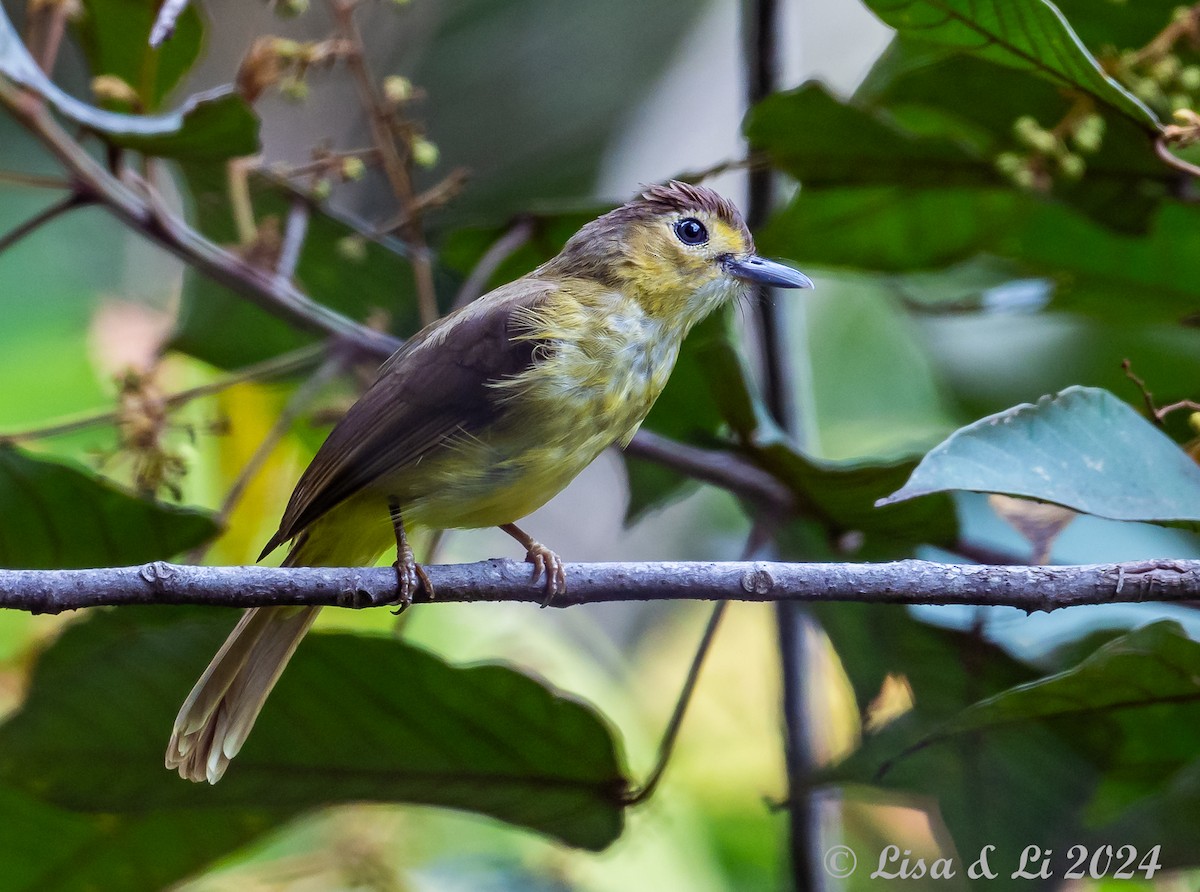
top-left (742, 1), bottom-right (821, 889)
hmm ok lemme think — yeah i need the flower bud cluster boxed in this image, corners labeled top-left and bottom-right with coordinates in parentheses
top-left (994, 112), bottom-right (1105, 190)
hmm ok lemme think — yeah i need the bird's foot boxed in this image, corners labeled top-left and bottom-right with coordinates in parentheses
top-left (524, 541), bottom-right (566, 606)
top-left (392, 550), bottom-right (434, 615)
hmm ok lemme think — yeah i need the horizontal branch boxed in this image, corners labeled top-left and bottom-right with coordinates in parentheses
top-left (4, 558), bottom-right (1199, 615)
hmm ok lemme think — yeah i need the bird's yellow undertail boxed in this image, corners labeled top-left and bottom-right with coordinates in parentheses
top-left (165, 180), bottom-right (813, 784)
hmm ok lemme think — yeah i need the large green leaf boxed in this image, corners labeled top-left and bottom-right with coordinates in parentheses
top-left (860, 0), bottom-right (1157, 127)
top-left (0, 784), bottom-right (285, 892)
top-left (902, 622), bottom-right (1200, 749)
top-left (754, 436), bottom-right (959, 552)
top-left (0, 446), bottom-right (218, 569)
top-left (760, 186), bottom-right (1026, 273)
top-left (0, 6), bottom-right (257, 159)
top-left (746, 82), bottom-right (990, 188)
top-left (0, 607), bottom-right (629, 851)
top-left (762, 185), bottom-right (1200, 325)
top-left (854, 45), bottom-right (1167, 233)
top-left (873, 621), bottom-right (1200, 854)
top-left (821, 608), bottom-right (1109, 885)
top-left (880, 386), bottom-right (1200, 525)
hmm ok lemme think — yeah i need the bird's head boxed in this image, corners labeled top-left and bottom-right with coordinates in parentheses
top-left (544, 180), bottom-right (812, 328)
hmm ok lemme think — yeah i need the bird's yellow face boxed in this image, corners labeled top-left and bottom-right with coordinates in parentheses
top-left (620, 208), bottom-right (754, 319)
top-left (543, 180), bottom-right (812, 331)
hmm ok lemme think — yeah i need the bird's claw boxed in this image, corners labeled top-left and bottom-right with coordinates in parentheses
top-left (525, 542), bottom-right (566, 606)
top-left (392, 553), bottom-right (434, 615)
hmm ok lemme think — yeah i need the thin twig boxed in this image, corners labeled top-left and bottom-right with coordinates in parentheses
top-left (3, 557), bottom-right (1197, 615)
top-left (626, 600), bottom-right (727, 805)
top-left (187, 354), bottom-right (345, 563)
top-left (452, 215), bottom-right (535, 309)
top-left (623, 429), bottom-right (793, 515)
top-left (328, 0), bottom-right (440, 326)
top-left (0, 169), bottom-right (70, 189)
top-left (1156, 136), bottom-right (1200, 180)
top-left (674, 153), bottom-right (765, 186)
top-left (34, 0), bottom-right (71, 74)
top-left (376, 167), bottom-right (470, 235)
top-left (0, 343), bottom-right (328, 444)
top-left (0, 190), bottom-right (89, 254)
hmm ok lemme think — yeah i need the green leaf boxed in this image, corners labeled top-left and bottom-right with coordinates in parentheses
top-left (874, 621), bottom-right (1200, 848)
top-left (880, 386), bottom-right (1200, 525)
top-left (817, 603), bottom-right (1037, 718)
top-left (0, 607), bottom-right (629, 852)
top-left (906, 621), bottom-right (1200, 745)
top-left (173, 167), bottom-right (429, 368)
top-left (0, 446), bottom-right (218, 569)
top-left (745, 82), bottom-right (991, 188)
top-left (0, 784), bottom-right (285, 892)
top-left (860, 0), bottom-right (1157, 127)
top-left (756, 437), bottom-right (959, 552)
top-left (855, 45), bottom-right (1168, 233)
top-left (75, 0), bottom-right (203, 109)
top-left (760, 186), bottom-right (1026, 273)
top-left (0, 7), bottom-right (257, 160)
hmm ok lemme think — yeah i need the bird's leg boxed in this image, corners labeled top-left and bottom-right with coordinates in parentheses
top-left (500, 522), bottom-right (566, 605)
top-left (388, 498), bottom-right (433, 612)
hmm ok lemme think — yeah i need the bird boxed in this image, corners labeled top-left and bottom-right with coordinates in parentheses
top-left (165, 180), bottom-right (813, 784)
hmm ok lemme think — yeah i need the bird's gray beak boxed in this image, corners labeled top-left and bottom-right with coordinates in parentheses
top-left (724, 255), bottom-right (814, 289)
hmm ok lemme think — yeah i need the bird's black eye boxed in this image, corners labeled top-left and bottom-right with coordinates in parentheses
top-left (674, 217), bottom-right (708, 246)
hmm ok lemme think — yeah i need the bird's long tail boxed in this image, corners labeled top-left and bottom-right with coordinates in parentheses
top-left (165, 601), bottom-right (319, 784)
top-left (166, 496), bottom-right (395, 784)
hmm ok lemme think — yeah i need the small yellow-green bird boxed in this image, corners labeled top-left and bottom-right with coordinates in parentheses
top-left (166, 181), bottom-right (812, 783)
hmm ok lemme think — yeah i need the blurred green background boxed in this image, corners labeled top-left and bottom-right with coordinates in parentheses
top-left (4, 0), bottom-right (1200, 889)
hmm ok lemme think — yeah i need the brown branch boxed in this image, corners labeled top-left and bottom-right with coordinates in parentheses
top-left (0, 78), bottom-right (399, 361)
top-left (328, 0), bottom-right (439, 326)
top-left (5, 557), bottom-right (1199, 615)
top-left (623, 429), bottom-right (794, 515)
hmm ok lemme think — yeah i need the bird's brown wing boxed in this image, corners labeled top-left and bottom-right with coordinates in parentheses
top-left (259, 279), bottom-right (555, 557)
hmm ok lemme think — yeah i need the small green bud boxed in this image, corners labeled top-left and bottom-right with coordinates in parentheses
top-left (1030, 129), bottom-right (1060, 156)
top-left (383, 75), bottom-right (413, 104)
top-left (1132, 77), bottom-right (1164, 104)
top-left (336, 234), bottom-right (368, 262)
top-left (1071, 114), bottom-right (1105, 153)
top-left (279, 75), bottom-right (308, 102)
top-left (1012, 167), bottom-right (1038, 190)
top-left (311, 179), bottom-right (332, 201)
top-left (1151, 55), bottom-right (1181, 85)
top-left (1058, 153), bottom-right (1085, 180)
top-left (1170, 92), bottom-right (1194, 112)
top-left (280, 0), bottom-right (308, 16)
top-left (411, 136), bottom-right (439, 168)
top-left (1181, 66), bottom-right (1200, 91)
top-left (994, 152), bottom-right (1025, 176)
top-left (270, 38), bottom-right (303, 60)
top-left (341, 157), bottom-right (367, 181)
top-left (1013, 115), bottom-right (1042, 143)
